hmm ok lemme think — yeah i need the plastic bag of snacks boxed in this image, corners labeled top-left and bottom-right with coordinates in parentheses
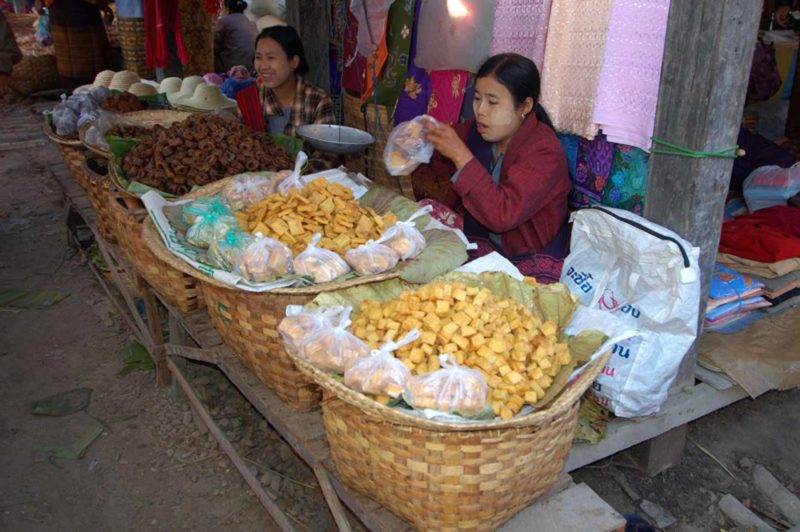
top-left (279, 305), bottom-right (347, 352)
top-left (236, 234), bottom-right (294, 282)
top-left (182, 196), bottom-right (232, 226)
top-left (185, 210), bottom-right (239, 249)
top-left (293, 233), bottom-right (351, 283)
top-left (209, 229), bottom-right (256, 270)
top-left (300, 308), bottom-right (371, 373)
top-left (404, 354), bottom-right (488, 415)
top-left (276, 151), bottom-right (308, 195)
top-left (344, 330), bottom-right (418, 398)
top-left (377, 205), bottom-right (431, 260)
top-left (344, 239), bottom-right (400, 275)
top-left (222, 174), bottom-right (278, 211)
top-left (384, 115), bottom-right (436, 176)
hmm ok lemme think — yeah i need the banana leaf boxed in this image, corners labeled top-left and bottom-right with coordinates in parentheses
top-left (398, 229), bottom-right (468, 284)
top-left (566, 330), bottom-right (609, 365)
top-left (272, 133), bottom-right (304, 157)
top-left (107, 135), bottom-right (141, 158)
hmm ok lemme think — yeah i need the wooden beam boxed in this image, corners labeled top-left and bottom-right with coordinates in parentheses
top-left (285, 0), bottom-right (332, 91)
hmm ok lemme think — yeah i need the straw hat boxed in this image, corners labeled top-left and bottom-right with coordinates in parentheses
top-left (92, 70), bottom-right (115, 88)
top-left (159, 76), bottom-right (182, 95)
top-left (167, 75), bottom-right (204, 105)
top-left (128, 82), bottom-right (158, 97)
top-left (178, 83), bottom-right (238, 111)
top-left (109, 70), bottom-right (140, 92)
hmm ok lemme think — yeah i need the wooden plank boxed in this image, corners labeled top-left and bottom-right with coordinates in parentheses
top-left (0, 138), bottom-right (49, 151)
top-left (311, 463), bottom-right (354, 532)
top-left (138, 279), bottom-right (170, 385)
top-left (719, 494), bottom-right (777, 531)
top-left (565, 382), bottom-right (749, 471)
top-left (632, 425), bottom-right (687, 477)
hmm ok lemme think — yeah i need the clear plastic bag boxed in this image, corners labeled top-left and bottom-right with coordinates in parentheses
top-left (236, 234), bottom-right (294, 282)
top-left (222, 173), bottom-right (278, 211)
top-left (344, 330), bottom-right (418, 398)
top-left (293, 233), bottom-right (351, 283)
top-left (404, 354), bottom-right (488, 415)
top-left (276, 151), bottom-right (308, 195)
top-left (185, 210), bottom-right (239, 249)
top-left (377, 205), bottom-right (431, 260)
top-left (344, 240), bottom-right (400, 275)
top-left (384, 115), bottom-right (436, 176)
top-left (181, 196), bottom-right (232, 226)
top-left (209, 229), bottom-right (256, 270)
top-left (300, 308), bottom-right (371, 373)
top-left (743, 163), bottom-right (800, 212)
top-left (279, 305), bottom-right (347, 352)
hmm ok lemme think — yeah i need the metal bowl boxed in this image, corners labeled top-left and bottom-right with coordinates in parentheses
top-left (295, 124), bottom-right (375, 155)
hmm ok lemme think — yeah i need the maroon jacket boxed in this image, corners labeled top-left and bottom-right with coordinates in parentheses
top-left (413, 115), bottom-right (570, 256)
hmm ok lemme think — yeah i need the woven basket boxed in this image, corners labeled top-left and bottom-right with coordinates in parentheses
top-left (289, 341), bottom-right (609, 530)
top-left (79, 110), bottom-right (193, 159)
top-left (118, 18), bottom-right (155, 80)
top-left (82, 155), bottom-right (117, 243)
top-left (342, 93), bottom-right (414, 199)
top-left (12, 54), bottom-right (60, 95)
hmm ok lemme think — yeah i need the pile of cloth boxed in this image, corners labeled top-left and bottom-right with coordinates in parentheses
top-left (705, 264), bottom-right (770, 333)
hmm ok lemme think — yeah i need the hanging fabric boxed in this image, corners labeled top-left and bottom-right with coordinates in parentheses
top-left (489, 0), bottom-right (553, 70)
top-left (592, 0), bottom-right (670, 151)
top-left (539, 0), bottom-right (612, 139)
top-left (374, 0), bottom-right (416, 114)
top-left (361, 20), bottom-right (388, 101)
top-left (342, 0), bottom-right (367, 95)
top-left (602, 144), bottom-right (649, 215)
top-left (393, 0), bottom-right (429, 124)
top-left (350, 0), bottom-right (393, 57)
top-left (427, 70), bottom-right (468, 125)
top-left (144, 0), bottom-right (188, 69)
top-left (570, 132), bottom-right (613, 209)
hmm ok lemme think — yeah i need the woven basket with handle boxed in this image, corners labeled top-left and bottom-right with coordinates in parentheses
top-left (12, 54), bottom-right (60, 95)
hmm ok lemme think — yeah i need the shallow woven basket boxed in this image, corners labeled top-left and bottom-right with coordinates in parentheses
top-left (140, 177), bottom-right (404, 411)
top-left (12, 54), bottom-right (60, 95)
top-left (79, 110), bottom-right (193, 159)
top-left (117, 18), bottom-right (155, 80)
top-left (342, 93), bottom-right (414, 200)
top-left (288, 343), bottom-right (609, 531)
top-left (82, 155), bottom-right (117, 243)
top-left (44, 116), bottom-right (88, 190)
top-left (108, 190), bottom-right (204, 313)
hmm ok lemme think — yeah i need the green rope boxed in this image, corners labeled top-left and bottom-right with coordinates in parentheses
top-left (650, 137), bottom-right (740, 159)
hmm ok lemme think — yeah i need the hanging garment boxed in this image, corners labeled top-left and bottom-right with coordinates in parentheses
top-left (374, 0), bottom-right (415, 114)
top-left (342, 0), bottom-right (367, 95)
top-left (570, 132), bottom-right (613, 209)
top-left (489, 0), bottom-right (553, 70)
top-left (144, 0), bottom-right (188, 70)
top-left (48, 0), bottom-right (112, 89)
top-left (393, 0), bottom-right (429, 124)
top-left (719, 206), bottom-right (800, 263)
top-left (361, 24), bottom-right (388, 101)
top-left (539, 0), bottom-right (613, 138)
top-left (592, 0), bottom-right (670, 151)
top-left (602, 143), bottom-right (648, 215)
top-left (426, 70), bottom-right (468, 125)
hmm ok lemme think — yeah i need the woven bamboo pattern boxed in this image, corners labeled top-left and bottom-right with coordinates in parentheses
top-left (12, 54), bottom-right (60, 95)
top-left (342, 93), bottom-right (415, 199)
top-left (57, 144), bottom-right (90, 190)
top-left (117, 18), bottom-right (155, 80)
top-left (108, 191), bottom-right (204, 313)
top-left (82, 156), bottom-right (117, 243)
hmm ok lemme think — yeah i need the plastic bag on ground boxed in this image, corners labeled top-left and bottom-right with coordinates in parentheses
top-left (377, 205), bottom-right (431, 260)
top-left (279, 305), bottom-right (347, 352)
top-left (186, 210), bottom-right (239, 249)
top-left (344, 239), bottom-right (400, 275)
top-left (743, 164), bottom-right (800, 212)
top-left (236, 234), bottom-right (294, 282)
top-left (222, 173), bottom-right (278, 211)
top-left (293, 233), bottom-right (351, 283)
top-left (300, 307), bottom-right (371, 373)
top-left (404, 354), bottom-right (488, 415)
top-left (384, 115), bottom-right (436, 176)
top-left (276, 151), bottom-right (308, 195)
top-left (209, 229), bottom-right (256, 270)
top-left (343, 330), bottom-right (418, 397)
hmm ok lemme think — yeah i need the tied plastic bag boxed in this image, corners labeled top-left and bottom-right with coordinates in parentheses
top-left (344, 240), bottom-right (400, 275)
top-left (276, 151), bottom-right (309, 195)
top-left (236, 234), bottom-right (294, 282)
top-left (186, 210), bottom-right (239, 249)
top-left (293, 233), bottom-right (351, 283)
top-left (84, 110), bottom-right (128, 150)
top-left (300, 308), bottom-right (371, 373)
top-left (377, 205), bottom-right (431, 260)
top-left (279, 305), bottom-right (347, 352)
top-left (384, 115), bottom-right (436, 176)
top-left (209, 229), bottom-right (256, 270)
top-left (343, 330), bottom-right (418, 398)
top-left (222, 174), bottom-right (278, 211)
top-left (404, 354), bottom-right (488, 416)
top-left (35, 12), bottom-right (52, 47)
top-left (743, 164), bottom-right (800, 212)
top-left (182, 196), bottom-right (232, 226)
top-left (52, 95), bottom-right (79, 136)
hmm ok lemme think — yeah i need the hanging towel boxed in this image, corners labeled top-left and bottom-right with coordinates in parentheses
top-left (427, 70), bottom-right (468, 125)
top-left (489, 0), bottom-right (553, 70)
top-left (539, 0), bottom-right (612, 139)
top-left (374, 0), bottom-right (416, 114)
top-left (592, 0), bottom-right (670, 151)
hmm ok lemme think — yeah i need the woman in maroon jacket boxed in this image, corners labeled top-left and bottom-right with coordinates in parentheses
top-left (413, 53), bottom-right (570, 281)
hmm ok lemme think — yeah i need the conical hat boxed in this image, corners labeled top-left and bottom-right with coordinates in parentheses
top-left (159, 77), bottom-right (182, 95)
top-left (179, 83), bottom-right (238, 111)
top-left (109, 70), bottom-right (140, 92)
top-left (167, 76), bottom-right (204, 105)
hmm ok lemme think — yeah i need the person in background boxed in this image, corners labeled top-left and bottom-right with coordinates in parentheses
top-left (254, 25), bottom-right (338, 172)
top-left (0, 12), bottom-right (22, 91)
top-left (413, 53), bottom-right (571, 282)
top-left (214, 0), bottom-right (258, 74)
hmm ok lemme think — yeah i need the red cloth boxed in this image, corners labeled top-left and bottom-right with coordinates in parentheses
top-left (719, 205), bottom-right (800, 262)
top-left (144, 0), bottom-right (188, 69)
top-left (235, 84), bottom-right (264, 132)
top-left (413, 115), bottom-right (570, 256)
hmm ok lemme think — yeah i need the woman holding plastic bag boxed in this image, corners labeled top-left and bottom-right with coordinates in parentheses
top-left (406, 54), bottom-right (571, 282)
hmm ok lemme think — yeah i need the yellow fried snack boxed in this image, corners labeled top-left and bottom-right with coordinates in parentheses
top-left (243, 178), bottom-right (397, 256)
top-left (351, 281), bottom-right (572, 419)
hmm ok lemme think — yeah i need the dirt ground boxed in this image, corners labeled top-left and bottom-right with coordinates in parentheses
top-left (1, 100), bottom-right (799, 531)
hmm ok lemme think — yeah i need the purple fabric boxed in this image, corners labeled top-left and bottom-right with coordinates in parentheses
top-left (571, 133), bottom-right (613, 208)
top-left (393, 0), bottom-right (429, 125)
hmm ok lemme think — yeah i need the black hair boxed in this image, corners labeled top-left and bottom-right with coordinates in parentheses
top-left (255, 26), bottom-right (309, 77)
top-left (476, 53), bottom-right (554, 130)
top-left (226, 0), bottom-right (247, 14)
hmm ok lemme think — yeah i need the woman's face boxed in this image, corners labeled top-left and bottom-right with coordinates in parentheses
top-left (472, 75), bottom-right (528, 145)
top-left (254, 37), bottom-right (299, 89)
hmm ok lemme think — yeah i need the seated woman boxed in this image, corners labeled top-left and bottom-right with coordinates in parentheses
top-left (254, 25), bottom-right (338, 172)
top-left (413, 53), bottom-right (571, 282)
top-left (214, 0), bottom-right (259, 74)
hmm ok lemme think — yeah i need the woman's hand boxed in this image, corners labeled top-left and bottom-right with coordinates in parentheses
top-left (422, 118), bottom-right (473, 170)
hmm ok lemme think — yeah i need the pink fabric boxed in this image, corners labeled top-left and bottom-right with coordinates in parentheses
top-left (490, 0), bottom-right (553, 70)
top-left (427, 70), bottom-right (468, 125)
top-left (592, 0), bottom-right (670, 151)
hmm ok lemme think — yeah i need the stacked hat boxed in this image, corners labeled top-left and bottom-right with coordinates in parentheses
top-left (109, 70), bottom-right (141, 92)
top-left (159, 76), bottom-right (182, 96)
top-left (128, 82), bottom-right (158, 97)
top-left (92, 70), bottom-right (115, 88)
top-left (167, 75), bottom-right (204, 106)
top-left (175, 82), bottom-right (238, 112)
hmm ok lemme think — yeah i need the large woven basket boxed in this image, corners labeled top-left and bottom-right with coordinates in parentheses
top-left (140, 177), bottom-right (406, 411)
top-left (117, 18), bottom-right (155, 80)
top-left (288, 342), bottom-right (610, 531)
top-left (82, 155), bottom-right (117, 243)
top-left (342, 93), bottom-right (414, 199)
top-left (12, 54), bottom-right (60, 95)
top-left (45, 117), bottom-right (92, 190)
top-left (79, 110), bottom-right (193, 159)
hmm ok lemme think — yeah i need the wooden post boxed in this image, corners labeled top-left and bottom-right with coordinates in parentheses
top-left (285, 0), bottom-right (332, 91)
top-left (640, 0), bottom-right (761, 474)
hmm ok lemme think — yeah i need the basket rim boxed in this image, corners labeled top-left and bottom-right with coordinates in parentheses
top-left (292, 344), bottom-right (611, 432)
top-left (43, 116), bottom-right (82, 146)
top-left (81, 153), bottom-right (110, 183)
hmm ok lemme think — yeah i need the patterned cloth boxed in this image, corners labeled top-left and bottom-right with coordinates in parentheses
top-left (602, 144), bottom-right (648, 215)
top-left (393, 0), bottom-right (429, 125)
top-left (592, 0), bottom-right (670, 151)
top-left (49, 0), bottom-right (113, 88)
top-left (490, 0), bottom-right (553, 70)
top-left (427, 70), bottom-right (468, 125)
top-left (341, 0), bottom-right (367, 96)
top-left (539, 0), bottom-right (613, 139)
top-left (361, 20), bottom-right (388, 101)
top-left (570, 133), bottom-right (613, 208)
top-left (374, 0), bottom-right (415, 114)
